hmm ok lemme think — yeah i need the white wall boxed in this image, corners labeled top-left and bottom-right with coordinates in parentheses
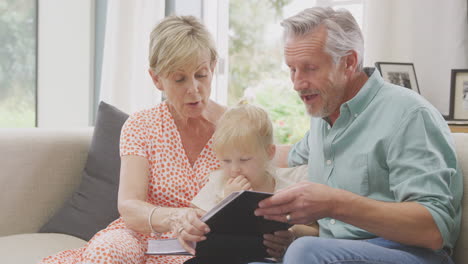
top-left (37, 0), bottom-right (94, 127)
top-left (364, 0), bottom-right (468, 116)
top-left (203, 0), bottom-right (229, 105)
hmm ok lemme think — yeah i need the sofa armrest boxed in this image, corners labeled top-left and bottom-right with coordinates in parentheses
top-left (0, 128), bottom-right (93, 236)
top-left (452, 133), bottom-right (468, 263)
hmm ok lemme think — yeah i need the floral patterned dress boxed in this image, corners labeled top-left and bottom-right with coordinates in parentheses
top-left (39, 102), bottom-right (221, 264)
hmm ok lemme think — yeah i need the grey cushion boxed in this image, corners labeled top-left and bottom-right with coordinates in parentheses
top-left (39, 101), bottom-right (129, 241)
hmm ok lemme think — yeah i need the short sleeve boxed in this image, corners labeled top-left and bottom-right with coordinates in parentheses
top-left (387, 107), bottom-right (462, 248)
top-left (119, 114), bottom-right (150, 158)
top-left (191, 170), bottom-right (225, 212)
top-left (288, 130), bottom-right (311, 167)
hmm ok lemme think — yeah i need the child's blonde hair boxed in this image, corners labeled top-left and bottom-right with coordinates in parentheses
top-left (213, 104), bottom-right (273, 159)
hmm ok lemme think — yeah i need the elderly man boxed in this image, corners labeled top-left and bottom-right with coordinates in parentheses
top-left (254, 7), bottom-right (461, 264)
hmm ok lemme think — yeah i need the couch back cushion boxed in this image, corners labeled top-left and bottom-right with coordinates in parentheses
top-left (39, 102), bottom-right (128, 241)
top-left (452, 132), bottom-right (468, 263)
top-left (0, 128), bottom-right (92, 236)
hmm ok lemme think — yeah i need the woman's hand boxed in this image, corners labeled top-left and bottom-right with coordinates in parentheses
top-left (174, 208), bottom-right (209, 255)
top-left (223, 175), bottom-right (252, 197)
top-left (263, 229), bottom-right (295, 260)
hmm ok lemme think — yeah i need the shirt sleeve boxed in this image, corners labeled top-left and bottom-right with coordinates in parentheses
top-left (119, 114), bottom-right (150, 158)
top-left (288, 130), bottom-right (311, 167)
top-left (191, 170), bottom-right (225, 212)
top-left (387, 107), bottom-right (463, 248)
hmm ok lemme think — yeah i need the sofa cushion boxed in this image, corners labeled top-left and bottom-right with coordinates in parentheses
top-left (0, 233), bottom-right (87, 264)
top-left (452, 132), bottom-right (468, 264)
top-left (39, 101), bottom-right (129, 241)
top-left (276, 165), bottom-right (308, 183)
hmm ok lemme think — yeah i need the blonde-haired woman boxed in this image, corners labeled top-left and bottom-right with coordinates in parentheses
top-left (40, 15), bottom-right (224, 264)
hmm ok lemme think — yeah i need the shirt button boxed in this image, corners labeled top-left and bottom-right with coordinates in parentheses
top-left (330, 219), bottom-right (336, 225)
top-left (327, 124), bottom-right (331, 129)
top-left (326, 160), bottom-right (332, 165)
top-left (354, 113), bottom-right (358, 118)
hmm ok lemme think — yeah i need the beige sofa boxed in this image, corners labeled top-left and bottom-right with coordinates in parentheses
top-left (0, 128), bottom-right (467, 264)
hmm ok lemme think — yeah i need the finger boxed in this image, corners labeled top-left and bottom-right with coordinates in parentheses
top-left (234, 176), bottom-right (248, 184)
top-left (194, 208), bottom-right (207, 218)
top-left (265, 243), bottom-right (285, 259)
top-left (263, 214), bottom-right (298, 224)
top-left (194, 209), bottom-right (211, 233)
top-left (273, 230), bottom-right (295, 240)
top-left (254, 202), bottom-right (294, 218)
top-left (179, 227), bottom-right (206, 242)
top-left (184, 210), bottom-right (210, 235)
top-left (178, 234), bottom-right (196, 255)
top-left (264, 232), bottom-right (291, 259)
top-left (263, 232), bottom-right (292, 248)
top-left (263, 238), bottom-right (285, 252)
top-left (241, 182), bottom-right (251, 190)
top-left (258, 186), bottom-right (298, 208)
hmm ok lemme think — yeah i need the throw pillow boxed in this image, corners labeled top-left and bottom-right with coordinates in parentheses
top-left (39, 101), bottom-right (129, 241)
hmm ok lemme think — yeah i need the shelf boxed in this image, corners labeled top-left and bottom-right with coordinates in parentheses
top-left (449, 125), bottom-right (468, 133)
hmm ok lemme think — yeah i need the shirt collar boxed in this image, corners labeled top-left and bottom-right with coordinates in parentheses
top-left (342, 69), bottom-right (385, 117)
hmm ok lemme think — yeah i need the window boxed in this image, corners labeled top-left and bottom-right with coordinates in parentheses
top-left (0, 0), bottom-right (37, 127)
top-left (228, 0), bottom-right (363, 144)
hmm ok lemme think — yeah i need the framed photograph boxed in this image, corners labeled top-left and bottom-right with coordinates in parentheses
top-left (375, 62), bottom-right (420, 94)
top-left (449, 69), bottom-right (468, 121)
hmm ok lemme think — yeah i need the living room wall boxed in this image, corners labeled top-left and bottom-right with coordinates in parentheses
top-left (37, 0), bottom-right (94, 127)
top-left (363, 0), bottom-right (468, 116)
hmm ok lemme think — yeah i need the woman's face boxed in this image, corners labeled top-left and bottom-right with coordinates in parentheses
top-left (151, 53), bottom-right (215, 119)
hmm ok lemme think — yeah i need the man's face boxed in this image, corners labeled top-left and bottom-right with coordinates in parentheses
top-left (284, 26), bottom-right (347, 118)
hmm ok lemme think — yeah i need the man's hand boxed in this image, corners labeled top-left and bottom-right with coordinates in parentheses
top-left (263, 229), bottom-right (295, 260)
top-left (255, 181), bottom-right (444, 250)
top-left (223, 175), bottom-right (252, 197)
top-left (254, 181), bottom-right (338, 224)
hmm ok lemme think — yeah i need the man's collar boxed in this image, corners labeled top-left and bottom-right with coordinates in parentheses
top-left (342, 69), bottom-right (385, 118)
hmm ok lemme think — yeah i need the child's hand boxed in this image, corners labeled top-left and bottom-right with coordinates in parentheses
top-left (223, 175), bottom-right (252, 197)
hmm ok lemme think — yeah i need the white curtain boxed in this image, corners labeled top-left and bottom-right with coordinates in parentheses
top-left (363, 0), bottom-right (468, 115)
top-left (99, 0), bottom-right (165, 115)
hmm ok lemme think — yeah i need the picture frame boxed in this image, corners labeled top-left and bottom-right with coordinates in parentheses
top-left (375, 62), bottom-right (420, 94)
top-left (449, 69), bottom-right (468, 121)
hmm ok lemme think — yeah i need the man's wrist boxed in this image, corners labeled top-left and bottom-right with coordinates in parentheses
top-left (329, 188), bottom-right (355, 220)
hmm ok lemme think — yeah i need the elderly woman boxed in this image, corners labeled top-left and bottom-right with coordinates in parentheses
top-left (39, 16), bottom-right (292, 264)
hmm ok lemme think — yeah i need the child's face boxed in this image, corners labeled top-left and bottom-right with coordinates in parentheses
top-left (219, 149), bottom-right (268, 188)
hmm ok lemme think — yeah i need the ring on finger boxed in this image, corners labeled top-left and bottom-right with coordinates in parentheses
top-left (177, 227), bottom-right (184, 235)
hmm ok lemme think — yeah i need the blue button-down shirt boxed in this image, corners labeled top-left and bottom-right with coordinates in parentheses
top-left (289, 70), bottom-right (463, 249)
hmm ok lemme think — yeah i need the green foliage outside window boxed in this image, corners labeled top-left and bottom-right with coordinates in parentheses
top-left (228, 0), bottom-right (309, 144)
top-left (0, 0), bottom-right (36, 127)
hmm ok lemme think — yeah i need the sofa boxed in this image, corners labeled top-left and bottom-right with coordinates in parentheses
top-left (0, 128), bottom-right (467, 264)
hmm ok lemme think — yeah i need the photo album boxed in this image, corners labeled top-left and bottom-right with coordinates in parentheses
top-left (146, 190), bottom-right (291, 257)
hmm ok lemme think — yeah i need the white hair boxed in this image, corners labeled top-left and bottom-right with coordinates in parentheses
top-left (281, 7), bottom-right (364, 71)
